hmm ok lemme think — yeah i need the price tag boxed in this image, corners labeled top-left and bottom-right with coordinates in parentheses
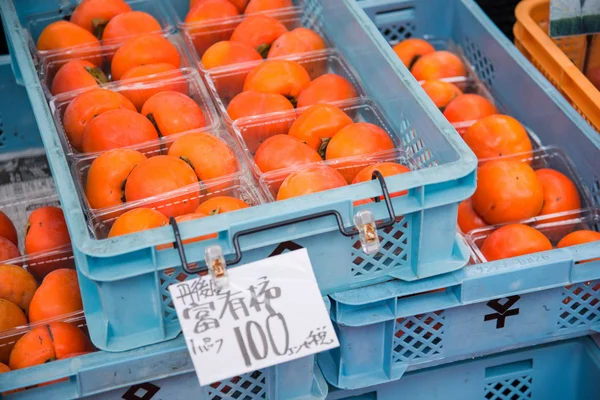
top-left (168, 248), bottom-right (339, 386)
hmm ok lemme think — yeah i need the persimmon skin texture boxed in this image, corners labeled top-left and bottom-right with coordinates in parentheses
top-left (481, 224), bottom-right (552, 262)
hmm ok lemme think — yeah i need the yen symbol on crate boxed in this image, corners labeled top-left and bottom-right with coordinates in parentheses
top-left (484, 296), bottom-right (521, 329)
top-left (122, 382), bottom-right (160, 400)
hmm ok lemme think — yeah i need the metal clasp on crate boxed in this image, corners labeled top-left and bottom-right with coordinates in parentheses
top-left (170, 170), bottom-right (396, 274)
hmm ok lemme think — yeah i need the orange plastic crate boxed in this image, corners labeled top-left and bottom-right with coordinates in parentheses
top-left (514, 0), bottom-right (600, 132)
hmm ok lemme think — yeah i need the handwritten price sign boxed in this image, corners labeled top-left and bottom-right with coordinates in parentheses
top-left (168, 249), bottom-right (339, 386)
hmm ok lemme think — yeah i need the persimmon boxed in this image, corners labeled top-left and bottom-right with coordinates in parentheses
top-left (557, 230), bottom-right (600, 248)
top-left (28, 269), bottom-right (82, 323)
top-left (141, 91), bottom-right (206, 136)
top-left (244, 60), bottom-right (310, 106)
top-left (227, 91), bottom-right (294, 130)
top-left (0, 211), bottom-right (17, 247)
top-left (421, 80), bottom-right (463, 110)
top-left (25, 207), bottom-right (71, 255)
top-left (245, 0), bottom-right (293, 13)
top-left (0, 237), bottom-right (20, 263)
top-left (458, 198), bottom-right (487, 233)
top-left (288, 103), bottom-right (353, 154)
top-left (50, 59), bottom-right (108, 96)
top-left (102, 11), bottom-right (162, 44)
top-left (201, 41), bottom-right (262, 70)
top-left (110, 34), bottom-right (180, 80)
top-left (231, 15), bottom-right (288, 58)
top-left (255, 135), bottom-right (321, 173)
top-left (119, 63), bottom-right (187, 110)
top-left (185, 0), bottom-right (239, 24)
top-left (168, 132), bottom-right (238, 182)
top-left (392, 38), bottom-right (435, 68)
top-left (82, 109), bottom-right (159, 153)
top-left (196, 197), bottom-right (250, 215)
top-left (108, 208), bottom-right (169, 237)
top-left (277, 165), bottom-right (347, 200)
top-left (0, 363), bottom-right (9, 373)
top-left (86, 149), bottom-right (147, 210)
top-left (463, 115), bottom-right (533, 160)
top-left (411, 51), bottom-right (467, 81)
top-left (296, 74), bottom-right (358, 109)
top-left (0, 299), bottom-right (27, 364)
top-left (472, 160), bottom-right (544, 225)
top-left (70, 0), bottom-right (131, 36)
top-left (326, 123), bottom-right (395, 183)
top-left (124, 156), bottom-right (200, 217)
top-left (481, 224), bottom-right (552, 261)
top-left (63, 88), bottom-right (136, 152)
top-left (535, 169), bottom-right (581, 217)
top-left (0, 265), bottom-right (38, 313)
top-left (36, 21), bottom-right (102, 65)
top-left (8, 322), bottom-right (92, 370)
top-left (267, 28), bottom-right (326, 58)
top-left (443, 94), bottom-right (497, 131)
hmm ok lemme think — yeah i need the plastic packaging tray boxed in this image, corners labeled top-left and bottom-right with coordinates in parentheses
top-left (319, 209), bottom-right (600, 389)
top-left (181, 8), bottom-right (332, 73)
top-left (1, 0), bottom-right (478, 351)
top-left (49, 68), bottom-right (220, 158)
top-left (514, 0), bottom-right (600, 133)
top-left (326, 337), bottom-right (600, 400)
top-left (0, 299), bottom-right (330, 400)
top-left (39, 33), bottom-right (192, 100)
top-left (22, 0), bottom-right (176, 67)
top-left (205, 49), bottom-right (366, 125)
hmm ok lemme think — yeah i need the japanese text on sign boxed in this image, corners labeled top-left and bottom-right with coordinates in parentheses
top-left (168, 249), bottom-right (339, 386)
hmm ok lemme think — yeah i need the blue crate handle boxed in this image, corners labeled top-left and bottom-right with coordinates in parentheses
top-left (171, 171), bottom-right (396, 273)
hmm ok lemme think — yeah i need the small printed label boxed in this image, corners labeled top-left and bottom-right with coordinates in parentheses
top-left (168, 249), bottom-right (339, 386)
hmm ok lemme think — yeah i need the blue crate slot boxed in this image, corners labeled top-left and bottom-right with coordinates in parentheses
top-left (326, 336), bottom-right (600, 400)
top-left (0, 0), bottom-right (477, 352)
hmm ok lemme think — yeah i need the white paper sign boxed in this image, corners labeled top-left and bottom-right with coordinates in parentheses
top-left (168, 248), bottom-right (339, 386)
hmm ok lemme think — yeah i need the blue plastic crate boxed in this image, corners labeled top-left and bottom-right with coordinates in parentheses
top-left (0, 47), bottom-right (321, 400)
top-left (0, 317), bottom-right (327, 400)
top-left (319, 209), bottom-right (600, 389)
top-left (315, 0), bottom-right (600, 389)
top-left (326, 336), bottom-right (600, 400)
top-left (0, 0), bottom-right (477, 352)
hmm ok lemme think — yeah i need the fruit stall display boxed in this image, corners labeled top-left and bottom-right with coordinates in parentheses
top-left (0, 0), bottom-right (599, 398)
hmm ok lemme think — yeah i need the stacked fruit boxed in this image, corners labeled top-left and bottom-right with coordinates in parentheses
top-left (0, 207), bottom-right (92, 377)
top-left (183, 0), bottom-right (328, 70)
top-left (391, 37), bottom-right (600, 261)
top-left (35, 0), bottom-right (176, 97)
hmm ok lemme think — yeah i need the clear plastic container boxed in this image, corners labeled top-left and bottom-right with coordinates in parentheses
top-left (25, 0), bottom-right (176, 67)
top-left (181, 8), bottom-right (332, 73)
top-left (69, 129), bottom-right (262, 238)
top-left (39, 33), bottom-right (191, 99)
top-left (0, 310), bottom-right (89, 391)
top-left (259, 149), bottom-right (418, 202)
top-left (467, 208), bottom-right (600, 263)
top-left (204, 49), bottom-right (365, 125)
top-left (170, 0), bottom-right (303, 29)
top-left (87, 174), bottom-right (266, 240)
top-left (233, 98), bottom-right (405, 180)
top-left (49, 68), bottom-right (220, 159)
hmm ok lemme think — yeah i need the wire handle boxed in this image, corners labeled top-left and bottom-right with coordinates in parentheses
top-left (171, 170), bottom-right (397, 274)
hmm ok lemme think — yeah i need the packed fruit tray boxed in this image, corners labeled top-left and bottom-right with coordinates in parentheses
top-left (0, 53), bottom-right (328, 399)
top-left (1, 0), bottom-right (478, 353)
top-left (325, 337), bottom-right (600, 400)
